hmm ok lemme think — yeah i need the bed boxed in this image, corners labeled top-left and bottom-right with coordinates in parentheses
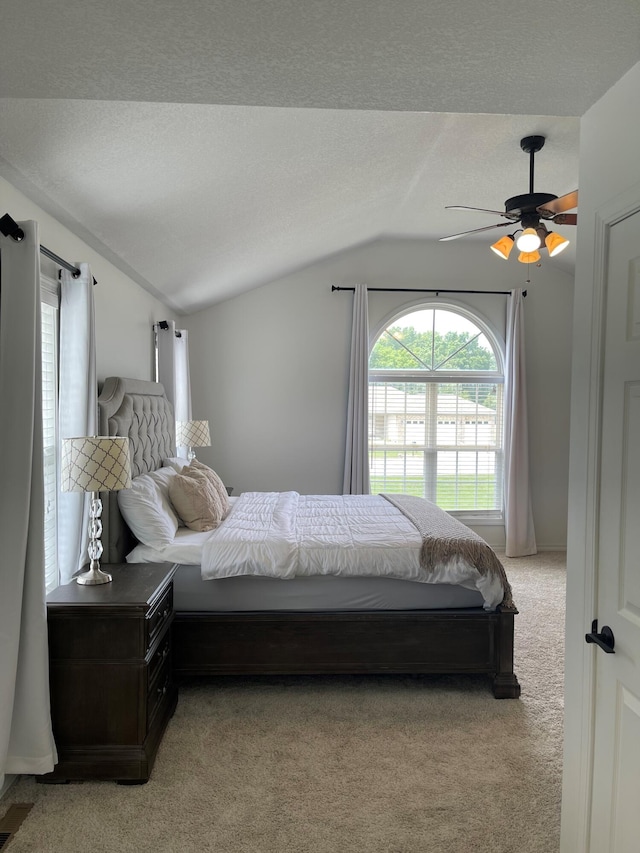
top-left (98, 376), bottom-right (520, 698)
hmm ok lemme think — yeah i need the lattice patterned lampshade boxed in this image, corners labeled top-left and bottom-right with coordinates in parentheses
top-left (61, 436), bottom-right (132, 493)
top-left (176, 420), bottom-right (211, 449)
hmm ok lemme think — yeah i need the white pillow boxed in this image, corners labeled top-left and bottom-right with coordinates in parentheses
top-left (163, 456), bottom-right (190, 473)
top-left (117, 469), bottom-right (180, 546)
top-left (149, 466), bottom-right (179, 499)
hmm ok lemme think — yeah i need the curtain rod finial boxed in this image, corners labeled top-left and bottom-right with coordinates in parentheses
top-left (0, 213), bottom-right (25, 242)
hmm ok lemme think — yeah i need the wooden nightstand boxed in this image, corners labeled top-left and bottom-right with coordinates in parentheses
top-left (41, 563), bottom-right (178, 784)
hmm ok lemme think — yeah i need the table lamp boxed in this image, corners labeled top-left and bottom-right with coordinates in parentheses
top-left (175, 420), bottom-right (211, 462)
top-left (60, 436), bottom-right (132, 584)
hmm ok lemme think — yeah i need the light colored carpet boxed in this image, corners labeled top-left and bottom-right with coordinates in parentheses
top-left (3, 553), bottom-right (565, 853)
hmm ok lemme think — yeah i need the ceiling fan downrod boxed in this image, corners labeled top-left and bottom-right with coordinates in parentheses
top-left (520, 135), bottom-right (545, 194)
top-left (504, 136), bottom-right (556, 219)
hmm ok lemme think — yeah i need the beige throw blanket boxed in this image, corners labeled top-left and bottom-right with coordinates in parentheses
top-left (381, 494), bottom-right (514, 609)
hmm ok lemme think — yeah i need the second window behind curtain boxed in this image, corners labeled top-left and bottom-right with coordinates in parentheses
top-left (157, 320), bottom-right (192, 455)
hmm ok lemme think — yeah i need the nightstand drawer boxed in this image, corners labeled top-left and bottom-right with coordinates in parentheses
top-left (148, 653), bottom-right (172, 727)
top-left (146, 585), bottom-right (173, 652)
top-left (149, 634), bottom-right (172, 686)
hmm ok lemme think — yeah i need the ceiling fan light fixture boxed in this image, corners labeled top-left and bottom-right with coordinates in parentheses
top-left (517, 250), bottom-right (541, 264)
top-left (516, 227), bottom-right (541, 252)
top-left (490, 234), bottom-right (515, 259)
top-left (440, 137), bottom-right (578, 255)
top-left (545, 230), bottom-right (570, 257)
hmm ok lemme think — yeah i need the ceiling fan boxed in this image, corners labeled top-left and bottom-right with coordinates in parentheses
top-left (439, 135), bottom-right (578, 263)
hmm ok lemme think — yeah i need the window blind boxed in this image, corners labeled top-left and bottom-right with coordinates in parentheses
top-left (41, 279), bottom-right (59, 593)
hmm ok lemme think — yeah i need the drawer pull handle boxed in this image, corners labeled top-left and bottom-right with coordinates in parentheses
top-left (155, 641), bottom-right (170, 663)
top-left (149, 605), bottom-right (170, 635)
top-left (157, 679), bottom-right (169, 697)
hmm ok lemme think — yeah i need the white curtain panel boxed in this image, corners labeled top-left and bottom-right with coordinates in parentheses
top-left (174, 328), bottom-right (192, 423)
top-left (58, 264), bottom-right (97, 584)
top-left (504, 288), bottom-right (537, 556)
top-left (342, 284), bottom-right (371, 495)
top-left (0, 221), bottom-right (57, 788)
top-left (157, 320), bottom-right (191, 455)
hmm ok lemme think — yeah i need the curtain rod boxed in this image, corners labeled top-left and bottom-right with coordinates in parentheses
top-left (331, 285), bottom-right (525, 297)
top-left (0, 212), bottom-right (97, 285)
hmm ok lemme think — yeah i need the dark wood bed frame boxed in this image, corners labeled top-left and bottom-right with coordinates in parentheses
top-left (98, 377), bottom-right (520, 699)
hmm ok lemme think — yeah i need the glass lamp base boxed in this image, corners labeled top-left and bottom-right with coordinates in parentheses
top-left (76, 565), bottom-right (112, 585)
top-left (77, 493), bottom-right (111, 584)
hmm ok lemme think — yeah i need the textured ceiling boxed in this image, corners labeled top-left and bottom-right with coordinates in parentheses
top-left (0, 1), bottom-right (637, 311)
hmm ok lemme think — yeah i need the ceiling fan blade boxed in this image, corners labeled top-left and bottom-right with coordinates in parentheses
top-left (439, 222), bottom-right (513, 242)
top-left (552, 213), bottom-right (577, 226)
top-left (446, 205), bottom-right (515, 218)
top-left (537, 190), bottom-right (578, 217)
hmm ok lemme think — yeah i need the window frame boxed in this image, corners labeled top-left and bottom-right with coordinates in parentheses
top-left (41, 272), bottom-right (60, 593)
top-left (368, 300), bottom-right (505, 524)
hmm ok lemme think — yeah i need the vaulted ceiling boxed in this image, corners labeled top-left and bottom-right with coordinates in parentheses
top-left (1, 1), bottom-right (638, 312)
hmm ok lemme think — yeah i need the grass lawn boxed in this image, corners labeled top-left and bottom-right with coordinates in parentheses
top-left (370, 473), bottom-right (497, 511)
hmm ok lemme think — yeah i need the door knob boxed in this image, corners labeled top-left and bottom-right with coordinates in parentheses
top-left (585, 620), bottom-right (615, 653)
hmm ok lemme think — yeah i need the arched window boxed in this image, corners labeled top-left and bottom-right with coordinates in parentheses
top-left (369, 304), bottom-right (504, 518)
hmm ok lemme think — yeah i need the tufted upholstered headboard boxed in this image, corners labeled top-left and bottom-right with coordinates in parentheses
top-left (98, 376), bottom-right (175, 564)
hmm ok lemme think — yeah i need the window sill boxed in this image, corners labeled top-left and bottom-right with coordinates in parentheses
top-left (449, 512), bottom-right (504, 526)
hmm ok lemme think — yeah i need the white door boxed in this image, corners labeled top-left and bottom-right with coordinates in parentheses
top-left (588, 209), bottom-right (640, 851)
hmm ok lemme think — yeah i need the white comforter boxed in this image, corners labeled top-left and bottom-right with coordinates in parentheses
top-left (200, 492), bottom-right (504, 609)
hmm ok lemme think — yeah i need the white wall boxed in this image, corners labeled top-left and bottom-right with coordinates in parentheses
top-left (0, 176), bottom-right (177, 381)
top-left (186, 237), bottom-right (574, 549)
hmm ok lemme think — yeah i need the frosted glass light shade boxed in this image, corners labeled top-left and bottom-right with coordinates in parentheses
top-left (516, 228), bottom-right (542, 252)
top-left (517, 250), bottom-right (542, 264)
top-left (490, 235), bottom-right (515, 259)
top-left (545, 231), bottom-right (570, 257)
